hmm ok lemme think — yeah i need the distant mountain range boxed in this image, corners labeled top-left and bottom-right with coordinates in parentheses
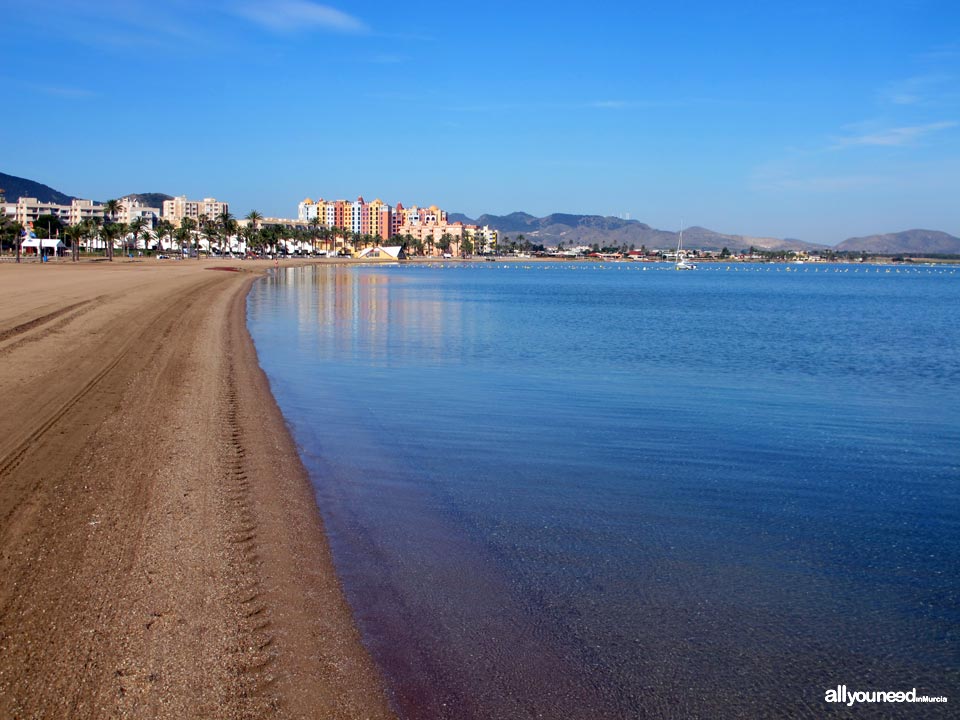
top-left (834, 229), bottom-right (960, 254)
top-left (123, 193), bottom-right (173, 208)
top-left (3, 172), bottom-right (957, 254)
top-left (1, 171), bottom-right (76, 205)
top-left (0, 172), bottom-right (171, 209)
top-left (451, 211), bottom-right (960, 254)
top-left (449, 211), bottom-right (826, 252)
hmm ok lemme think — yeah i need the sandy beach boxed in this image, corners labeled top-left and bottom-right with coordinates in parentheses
top-left (0, 259), bottom-right (395, 719)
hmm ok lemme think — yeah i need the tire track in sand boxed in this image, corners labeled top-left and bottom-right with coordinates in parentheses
top-left (220, 350), bottom-right (280, 714)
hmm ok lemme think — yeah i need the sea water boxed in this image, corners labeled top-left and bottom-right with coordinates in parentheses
top-left (247, 263), bottom-right (959, 719)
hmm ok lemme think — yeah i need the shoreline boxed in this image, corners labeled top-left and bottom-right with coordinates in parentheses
top-left (0, 260), bottom-right (395, 719)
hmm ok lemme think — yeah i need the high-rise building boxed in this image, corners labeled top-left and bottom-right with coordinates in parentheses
top-left (117, 196), bottom-right (161, 228)
top-left (162, 196), bottom-right (229, 226)
top-left (8, 197), bottom-right (106, 227)
top-left (295, 194), bottom-right (481, 251)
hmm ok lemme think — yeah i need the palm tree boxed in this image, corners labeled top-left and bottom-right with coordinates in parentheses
top-left (196, 214), bottom-right (209, 258)
top-left (245, 209), bottom-right (263, 227)
top-left (174, 226), bottom-right (191, 256)
top-left (180, 217), bottom-right (197, 257)
top-left (305, 216), bottom-right (318, 255)
top-left (154, 219), bottom-right (174, 254)
top-left (217, 209), bottom-right (235, 256)
top-left (438, 232), bottom-right (453, 256)
top-left (128, 217), bottom-right (147, 256)
top-left (96, 221), bottom-right (112, 259)
top-left (102, 199), bottom-right (123, 261)
top-left (80, 218), bottom-right (98, 259)
top-left (64, 222), bottom-right (84, 262)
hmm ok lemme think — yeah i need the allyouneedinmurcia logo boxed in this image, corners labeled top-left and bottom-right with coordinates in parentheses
top-left (825, 685), bottom-right (948, 707)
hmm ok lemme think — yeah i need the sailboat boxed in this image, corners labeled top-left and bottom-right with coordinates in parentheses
top-left (675, 223), bottom-right (697, 270)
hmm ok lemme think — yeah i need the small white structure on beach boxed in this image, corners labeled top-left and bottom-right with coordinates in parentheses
top-left (356, 246), bottom-right (405, 260)
top-left (21, 236), bottom-right (66, 255)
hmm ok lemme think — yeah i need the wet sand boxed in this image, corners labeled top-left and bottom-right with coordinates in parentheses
top-left (0, 259), bottom-right (395, 719)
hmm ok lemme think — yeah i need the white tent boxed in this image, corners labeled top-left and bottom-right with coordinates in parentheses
top-left (357, 246), bottom-right (405, 260)
top-left (21, 236), bottom-right (66, 253)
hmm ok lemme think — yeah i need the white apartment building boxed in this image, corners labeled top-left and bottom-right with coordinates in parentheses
top-left (162, 196), bottom-right (229, 225)
top-left (7, 197), bottom-right (106, 227)
top-left (117, 196), bottom-right (161, 227)
top-left (299, 198), bottom-right (320, 222)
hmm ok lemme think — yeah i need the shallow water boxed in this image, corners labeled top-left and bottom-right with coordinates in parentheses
top-left (248, 263), bottom-right (959, 718)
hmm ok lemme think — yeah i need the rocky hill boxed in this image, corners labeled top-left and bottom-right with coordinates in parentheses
top-left (451, 212), bottom-right (826, 252)
top-left (123, 193), bottom-right (173, 208)
top-left (1, 173), bottom-right (172, 209)
top-left (0, 172), bottom-right (76, 204)
top-left (835, 229), bottom-right (960, 254)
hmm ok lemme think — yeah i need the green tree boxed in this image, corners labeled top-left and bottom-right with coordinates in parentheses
top-left (196, 213), bottom-right (211, 257)
top-left (438, 232), bottom-right (453, 254)
top-left (64, 222), bottom-right (84, 262)
top-left (33, 214), bottom-right (64, 240)
top-left (308, 216), bottom-right (321, 255)
top-left (128, 217), bottom-right (148, 256)
top-left (2, 217), bottom-right (24, 257)
top-left (217, 209), bottom-right (235, 255)
top-left (180, 216), bottom-right (198, 257)
top-left (79, 218), bottom-right (98, 259)
top-left (102, 199), bottom-right (123, 261)
top-left (155, 219), bottom-right (174, 254)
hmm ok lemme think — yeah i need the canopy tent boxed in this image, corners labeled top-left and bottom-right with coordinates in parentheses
top-left (21, 235), bottom-right (66, 254)
top-left (357, 246), bottom-right (405, 260)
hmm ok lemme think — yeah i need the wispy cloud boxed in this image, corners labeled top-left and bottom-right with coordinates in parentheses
top-left (762, 175), bottom-right (889, 192)
top-left (915, 44), bottom-right (960, 62)
top-left (831, 121), bottom-right (957, 148)
top-left (367, 54), bottom-right (405, 64)
top-left (881, 74), bottom-right (953, 106)
top-left (234, 1), bottom-right (367, 33)
top-left (30, 85), bottom-right (98, 100)
top-left (7, 0), bottom-right (207, 50)
top-left (444, 98), bottom-right (718, 114)
top-left (589, 100), bottom-right (629, 109)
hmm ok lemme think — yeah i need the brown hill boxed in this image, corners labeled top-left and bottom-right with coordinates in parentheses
top-left (835, 229), bottom-right (960, 254)
top-left (451, 212), bottom-right (826, 251)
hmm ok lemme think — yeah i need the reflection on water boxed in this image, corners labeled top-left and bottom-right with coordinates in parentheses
top-left (249, 263), bottom-right (960, 719)
top-left (252, 264), bottom-right (474, 368)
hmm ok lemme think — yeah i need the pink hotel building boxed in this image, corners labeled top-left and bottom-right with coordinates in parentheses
top-left (298, 196), bottom-right (497, 254)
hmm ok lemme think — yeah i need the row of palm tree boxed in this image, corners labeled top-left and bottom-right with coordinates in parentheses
top-left (14, 199), bottom-right (484, 261)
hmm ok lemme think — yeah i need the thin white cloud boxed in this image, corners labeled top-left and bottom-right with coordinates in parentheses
top-left (766, 175), bottom-right (889, 192)
top-left (367, 54), bottom-right (405, 64)
top-left (831, 121), bottom-right (958, 148)
top-left (31, 85), bottom-right (98, 100)
top-left (446, 98), bottom-right (712, 114)
top-left (589, 100), bottom-right (629, 109)
top-left (234, 1), bottom-right (367, 33)
top-left (915, 44), bottom-right (960, 62)
top-left (881, 74), bottom-right (953, 106)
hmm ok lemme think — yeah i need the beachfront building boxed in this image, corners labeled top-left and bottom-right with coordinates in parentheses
top-left (117, 197), bottom-right (161, 228)
top-left (7, 197), bottom-right (106, 227)
top-left (298, 196), bottom-right (395, 243)
top-left (296, 196), bottom-right (488, 254)
top-left (162, 196), bottom-right (229, 226)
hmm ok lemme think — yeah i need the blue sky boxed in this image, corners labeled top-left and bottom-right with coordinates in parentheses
top-left (3, 0), bottom-right (959, 244)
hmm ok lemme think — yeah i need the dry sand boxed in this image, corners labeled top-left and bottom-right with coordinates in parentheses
top-left (0, 258), bottom-right (395, 719)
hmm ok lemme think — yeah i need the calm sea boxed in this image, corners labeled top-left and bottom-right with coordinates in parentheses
top-left (247, 262), bottom-right (959, 719)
